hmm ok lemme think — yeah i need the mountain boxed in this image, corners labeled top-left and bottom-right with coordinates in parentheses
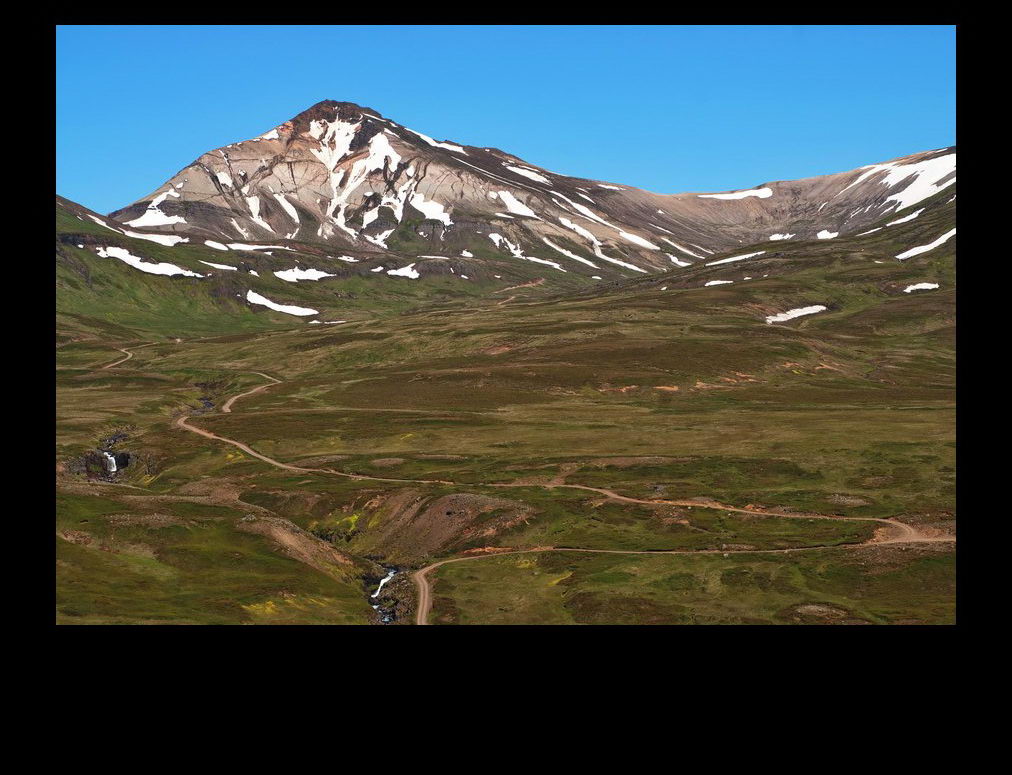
top-left (106, 99), bottom-right (956, 280)
top-left (57, 100), bottom-right (955, 625)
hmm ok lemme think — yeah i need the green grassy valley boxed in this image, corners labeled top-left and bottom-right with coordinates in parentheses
top-left (55, 186), bottom-right (956, 625)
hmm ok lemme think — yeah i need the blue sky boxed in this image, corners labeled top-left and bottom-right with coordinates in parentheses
top-left (57, 25), bottom-right (955, 214)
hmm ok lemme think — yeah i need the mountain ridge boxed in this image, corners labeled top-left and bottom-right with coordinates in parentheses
top-left (104, 99), bottom-right (956, 280)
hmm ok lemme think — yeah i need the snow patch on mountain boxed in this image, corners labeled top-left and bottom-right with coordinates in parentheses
top-left (126, 189), bottom-right (187, 228)
top-left (246, 289), bottom-right (318, 316)
top-left (886, 208), bottom-right (924, 226)
top-left (542, 237), bottom-right (598, 268)
top-left (274, 267), bottom-right (336, 282)
top-left (896, 228), bottom-right (956, 260)
top-left (838, 153), bottom-right (956, 213)
top-left (699, 187), bottom-right (773, 200)
top-left (505, 165), bottom-right (551, 184)
top-left (96, 246), bottom-right (202, 278)
top-left (387, 263), bottom-right (421, 278)
top-left (766, 305), bottom-right (827, 324)
top-left (497, 191), bottom-right (539, 219)
top-left (706, 251), bottom-right (765, 266)
top-left (403, 127), bottom-right (467, 154)
top-left (489, 233), bottom-right (565, 272)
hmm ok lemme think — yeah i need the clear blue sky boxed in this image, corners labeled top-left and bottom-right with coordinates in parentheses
top-left (57, 25), bottom-right (955, 214)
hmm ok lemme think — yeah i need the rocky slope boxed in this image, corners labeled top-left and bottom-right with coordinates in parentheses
top-left (107, 100), bottom-right (956, 280)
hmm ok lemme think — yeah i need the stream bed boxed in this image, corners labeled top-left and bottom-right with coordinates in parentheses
top-left (370, 567), bottom-right (399, 623)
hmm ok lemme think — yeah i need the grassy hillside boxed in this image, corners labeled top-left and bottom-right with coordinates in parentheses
top-left (55, 189), bottom-right (956, 624)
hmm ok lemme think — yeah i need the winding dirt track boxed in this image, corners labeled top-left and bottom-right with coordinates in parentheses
top-left (100, 342), bottom-right (156, 369)
top-left (169, 368), bottom-right (955, 626)
top-left (220, 372), bottom-right (280, 413)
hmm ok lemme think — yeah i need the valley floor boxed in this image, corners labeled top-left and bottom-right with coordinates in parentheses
top-left (56, 267), bottom-right (956, 624)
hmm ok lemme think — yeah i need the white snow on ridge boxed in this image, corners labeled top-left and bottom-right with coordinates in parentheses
top-left (662, 240), bottom-right (705, 259)
top-left (550, 190), bottom-right (658, 250)
top-left (505, 165), bottom-right (551, 184)
top-left (896, 228), bottom-right (956, 260)
top-left (704, 280), bottom-right (734, 286)
top-left (618, 231), bottom-right (660, 250)
top-left (122, 230), bottom-right (189, 246)
top-left (230, 218), bottom-right (251, 239)
top-left (273, 193), bottom-right (300, 225)
top-left (364, 229), bottom-right (395, 248)
top-left (904, 283), bottom-right (940, 293)
top-left (226, 243), bottom-right (292, 251)
top-left (387, 263), bottom-right (421, 279)
top-left (96, 246), bottom-right (203, 278)
top-left (246, 289), bottom-right (318, 316)
top-left (205, 240), bottom-right (230, 251)
top-left (87, 215), bottom-right (122, 233)
top-left (765, 305), bottom-right (827, 324)
top-left (557, 217), bottom-right (646, 273)
top-left (886, 208), bottom-right (924, 226)
top-left (126, 189), bottom-right (187, 228)
top-left (706, 250), bottom-right (765, 267)
top-left (403, 127), bottom-right (467, 154)
top-left (542, 237), bottom-right (598, 268)
top-left (839, 153), bottom-right (956, 213)
top-left (597, 184), bottom-right (623, 190)
top-left (488, 233), bottom-right (566, 272)
top-left (667, 254), bottom-right (691, 268)
top-left (497, 191), bottom-right (539, 218)
top-left (199, 260), bottom-right (237, 271)
top-left (409, 191), bottom-right (453, 225)
top-left (817, 230), bottom-right (839, 239)
top-left (857, 228), bottom-right (881, 236)
top-left (699, 187), bottom-right (773, 200)
top-left (245, 196), bottom-right (275, 233)
top-left (274, 267), bottom-right (336, 282)
top-left (769, 233), bottom-right (795, 241)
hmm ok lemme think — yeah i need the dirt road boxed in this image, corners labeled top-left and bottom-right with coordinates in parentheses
top-left (100, 342), bottom-right (156, 369)
top-left (172, 370), bottom-right (955, 626)
top-left (412, 519), bottom-right (952, 624)
top-left (220, 372), bottom-right (280, 413)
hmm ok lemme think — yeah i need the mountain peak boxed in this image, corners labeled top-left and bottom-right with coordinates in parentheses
top-left (288, 99), bottom-right (383, 129)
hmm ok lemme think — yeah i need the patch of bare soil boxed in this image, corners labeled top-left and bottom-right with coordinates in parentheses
top-left (598, 384), bottom-right (639, 393)
top-left (827, 494), bottom-right (872, 506)
top-left (105, 513), bottom-right (189, 528)
top-left (370, 458), bottom-right (407, 468)
top-left (290, 454), bottom-right (351, 467)
top-left (692, 380), bottom-right (731, 390)
top-left (587, 456), bottom-right (689, 468)
top-left (780, 602), bottom-right (861, 624)
top-left (497, 278), bottom-right (545, 294)
top-left (363, 490), bottom-right (536, 558)
top-left (236, 515), bottom-right (359, 580)
top-left (59, 529), bottom-right (94, 546)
